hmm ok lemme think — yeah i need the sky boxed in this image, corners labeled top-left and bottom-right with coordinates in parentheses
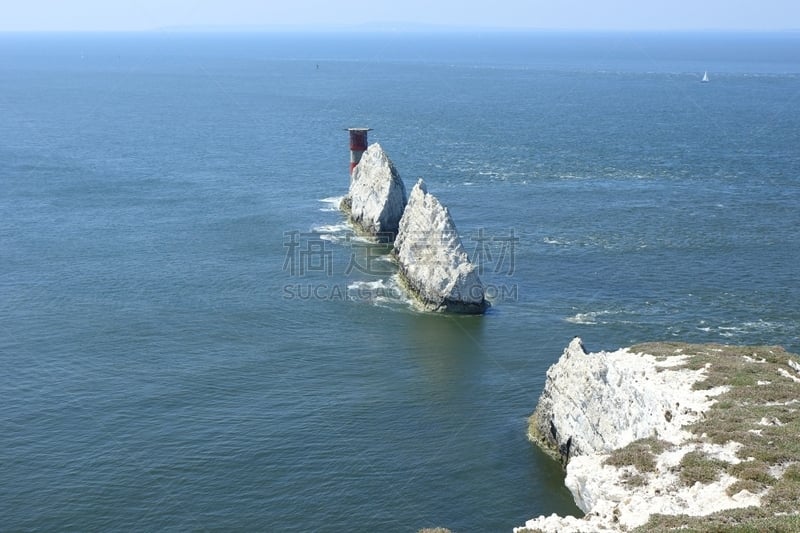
top-left (0, 0), bottom-right (798, 32)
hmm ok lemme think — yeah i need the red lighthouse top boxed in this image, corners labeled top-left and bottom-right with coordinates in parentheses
top-left (347, 128), bottom-right (372, 175)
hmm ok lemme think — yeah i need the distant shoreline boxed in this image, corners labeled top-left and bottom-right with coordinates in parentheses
top-left (2, 27), bottom-right (800, 34)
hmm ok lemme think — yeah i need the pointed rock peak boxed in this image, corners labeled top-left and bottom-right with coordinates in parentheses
top-left (363, 142), bottom-right (384, 161)
top-left (352, 144), bottom-right (390, 179)
top-left (359, 143), bottom-right (395, 168)
top-left (394, 180), bottom-right (488, 314)
top-left (569, 336), bottom-right (588, 355)
top-left (342, 142), bottom-right (407, 241)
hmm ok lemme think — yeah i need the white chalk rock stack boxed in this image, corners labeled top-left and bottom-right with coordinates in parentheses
top-left (394, 179), bottom-right (489, 314)
top-left (340, 143), bottom-right (407, 241)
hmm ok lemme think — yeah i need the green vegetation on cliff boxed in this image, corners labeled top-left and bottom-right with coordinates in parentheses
top-left (618, 343), bottom-right (800, 532)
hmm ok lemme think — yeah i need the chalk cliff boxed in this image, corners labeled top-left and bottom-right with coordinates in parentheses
top-left (340, 143), bottom-right (407, 241)
top-left (528, 338), bottom-right (722, 460)
top-left (517, 338), bottom-right (800, 532)
top-left (393, 179), bottom-right (488, 314)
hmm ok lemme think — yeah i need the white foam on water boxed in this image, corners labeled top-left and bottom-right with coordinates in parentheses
top-left (347, 234), bottom-right (374, 244)
top-left (346, 275), bottom-right (416, 312)
top-left (565, 312), bottom-right (598, 325)
top-left (347, 279), bottom-right (389, 292)
top-left (565, 310), bottom-right (617, 325)
top-left (318, 196), bottom-right (345, 211)
top-left (705, 319), bottom-right (786, 339)
top-left (312, 222), bottom-right (355, 244)
top-left (312, 223), bottom-right (350, 234)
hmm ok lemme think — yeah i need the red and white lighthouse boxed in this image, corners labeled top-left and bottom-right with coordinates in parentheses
top-left (347, 127), bottom-right (371, 175)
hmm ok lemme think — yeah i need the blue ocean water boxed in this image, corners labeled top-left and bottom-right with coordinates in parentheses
top-left (1, 31), bottom-right (799, 531)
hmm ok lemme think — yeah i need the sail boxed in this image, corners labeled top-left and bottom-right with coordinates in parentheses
top-left (701, 71), bottom-right (709, 83)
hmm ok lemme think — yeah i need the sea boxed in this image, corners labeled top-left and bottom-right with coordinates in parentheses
top-left (1, 31), bottom-right (799, 532)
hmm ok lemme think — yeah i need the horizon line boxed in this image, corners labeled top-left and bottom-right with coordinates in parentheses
top-left (1, 23), bottom-right (799, 34)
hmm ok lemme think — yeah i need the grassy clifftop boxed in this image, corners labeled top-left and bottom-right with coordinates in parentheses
top-left (624, 342), bottom-right (800, 532)
top-left (521, 341), bottom-right (800, 533)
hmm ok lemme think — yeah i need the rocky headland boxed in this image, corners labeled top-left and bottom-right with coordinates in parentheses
top-left (516, 338), bottom-right (800, 533)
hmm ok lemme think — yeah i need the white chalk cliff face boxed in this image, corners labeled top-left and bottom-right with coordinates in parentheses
top-left (341, 143), bottom-right (407, 240)
top-left (530, 337), bottom-right (722, 458)
top-left (516, 338), bottom-right (760, 533)
top-left (393, 179), bottom-right (488, 314)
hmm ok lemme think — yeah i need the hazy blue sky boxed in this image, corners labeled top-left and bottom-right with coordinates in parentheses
top-left (1, 0), bottom-right (798, 32)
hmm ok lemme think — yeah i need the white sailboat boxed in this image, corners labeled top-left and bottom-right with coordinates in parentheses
top-left (701, 70), bottom-right (709, 83)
